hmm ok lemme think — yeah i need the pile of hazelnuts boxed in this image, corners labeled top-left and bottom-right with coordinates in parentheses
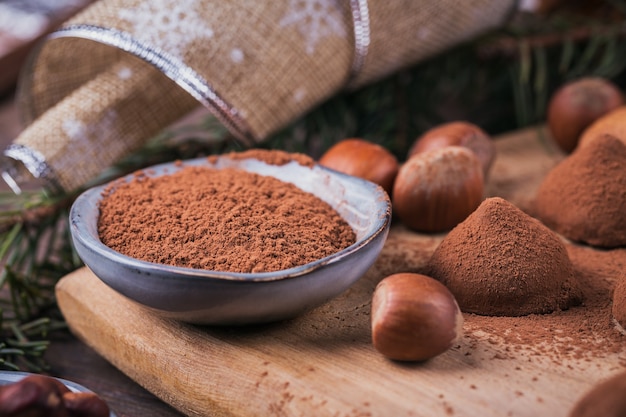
top-left (317, 75), bottom-right (624, 363)
top-left (318, 121), bottom-right (494, 234)
top-left (0, 374), bottom-right (110, 417)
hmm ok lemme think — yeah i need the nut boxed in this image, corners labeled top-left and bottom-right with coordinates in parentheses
top-left (569, 370), bottom-right (626, 417)
top-left (0, 374), bottom-right (69, 416)
top-left (408, 121), bottom-right (495, 177)
top-left (318, 138), bottom-right (399, 196)
top-left (371, 272), bottom-right (463, 361)
top-left (0, 374), bottom-right (110, 417)
top-left (392, 146), bottom-right (484, 233)
top-left (547, 77), bottom-right (624, 153)
top-left (63, 392), bottom-right (111, 417)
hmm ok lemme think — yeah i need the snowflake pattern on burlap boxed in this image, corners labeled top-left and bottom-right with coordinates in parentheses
top-left (117, 0), bottom-right (214, 62)
top-left (62, 109), bottom-right (118, 145)
top-left (279, 0), bottom-right (347, 55)
top-left (57, 109), bottom-right (120, 173)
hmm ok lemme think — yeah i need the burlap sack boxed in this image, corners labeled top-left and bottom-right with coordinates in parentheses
top-left (9, 0), bottom-right (517, 192)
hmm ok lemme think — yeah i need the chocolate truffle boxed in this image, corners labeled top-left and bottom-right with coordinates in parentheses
top-left (579, 106), bottom-right (626, 149)
top-left (569, 371), bottom-right (626, 417)
top-left (534, 134), bottom-right (626, 248)
top-left (426, 197), bottom-right (582, 316)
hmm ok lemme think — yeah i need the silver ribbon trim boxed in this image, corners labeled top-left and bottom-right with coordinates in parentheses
top-left (2, 143), bottom-right (60, 193)
top-left (348, 0), bottom-right (371, 85)
top-left (49, 25), bottom-right (256, 147)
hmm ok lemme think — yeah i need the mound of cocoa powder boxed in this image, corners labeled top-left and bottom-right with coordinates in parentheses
top-left (533, 134), bottom-right (626, 248)
top-left (426, 197), bottom-right (582, 316)
top-left (97, 162), bottom-right (356, 273)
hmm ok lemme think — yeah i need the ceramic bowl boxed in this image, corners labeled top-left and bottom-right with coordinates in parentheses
top-left (70, 155), bottom-right (391, 325)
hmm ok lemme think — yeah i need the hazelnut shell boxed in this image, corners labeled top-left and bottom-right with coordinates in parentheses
top-left (392, 146), bottom-right (484, 233)
top-left (569, 370), bottom-right (626, 417)
top-left (371, 273), bottom-right (463, 362)
top-left (319, 138), bottom-right (399, 196)
top-left (64, 392), bottom-right (111, 417)
top-left (408, 121), bottom-right (495, 177)
top-left (548, 77), bottom-right (624, 153)
top-left (0, 375), bottom-right (69, 416)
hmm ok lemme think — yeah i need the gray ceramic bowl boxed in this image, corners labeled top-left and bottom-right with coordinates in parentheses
top-left (70, 155), bottom-right (391, 325)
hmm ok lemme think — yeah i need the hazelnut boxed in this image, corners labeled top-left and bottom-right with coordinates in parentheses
top-left (392, 146), bottom-right (484, 233)
top-left (63, 391), bottom-right (111, 417)
top-left (569, 370), bottom-right (626, 417)
top-left (407, 121), bottom-right (495, 177)
top-left (0, 375), bottom-right (69, 416)
top-left (371, 273), bottom-right (463, 361)
top-left (0, 375), bottom-right (111, 417)
top-left (547, 77), bottom-right (624, 153)
top-left (318, 138), bottom-right (399, 196)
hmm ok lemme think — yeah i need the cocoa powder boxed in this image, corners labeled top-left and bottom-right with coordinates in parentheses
top-left (208, 148), bottom-right (315, 167)
top-left (612, 276), bottom-right (626, 333)
top-left (440, 137), bottom-right (626, 366)
top-left (533, 134), bottom-right (626, 248)
top-left (462, 243), bottom-right (626, 366)
top-left (97, 161), bottom-right (356, 273)
top-left (426, 197), bottom-right (582, 316)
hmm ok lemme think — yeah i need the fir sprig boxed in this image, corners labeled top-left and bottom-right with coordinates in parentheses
top-left (0, 115), bottom-right (242, 371)
top-left (0, 318), bottom-right (66, 371)
top-left (0, 188), bottom-right (76, 371)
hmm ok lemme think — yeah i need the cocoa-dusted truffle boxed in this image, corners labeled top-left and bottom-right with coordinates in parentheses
top-left (426, 197), bottom-right (582, 316)
top-left (569, 371), bottom-right (626, 417)
top-left (533, 134), bottom-right (626, 248)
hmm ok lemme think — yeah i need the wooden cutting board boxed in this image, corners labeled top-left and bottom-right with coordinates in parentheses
top-left (56, 126), bottom-right (626, 417)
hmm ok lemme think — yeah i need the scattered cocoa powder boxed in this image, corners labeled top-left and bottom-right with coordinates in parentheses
top-left (463, 243), bottom-right (626, 365)
top-left (426, 197), bottom-right (582, 316)
top-left (533, 134), bottom-right (626, 248)
top-left (208, 148), bottom-right (315, 167)
top-left (97, 162), bottom-right (355, 273)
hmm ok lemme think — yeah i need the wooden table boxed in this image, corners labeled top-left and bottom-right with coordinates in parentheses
top-left (0, 91), bottom-right (185, 417)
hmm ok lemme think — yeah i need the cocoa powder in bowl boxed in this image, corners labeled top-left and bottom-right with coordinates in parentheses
top-left (426, 197), bottom-right (582, 316)
top-left (97, 153), bottom-right (356, 273)
top-left (208, 148), bottom-right (316, 167)
top-left (533, 134), bottom-right (626, 248)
